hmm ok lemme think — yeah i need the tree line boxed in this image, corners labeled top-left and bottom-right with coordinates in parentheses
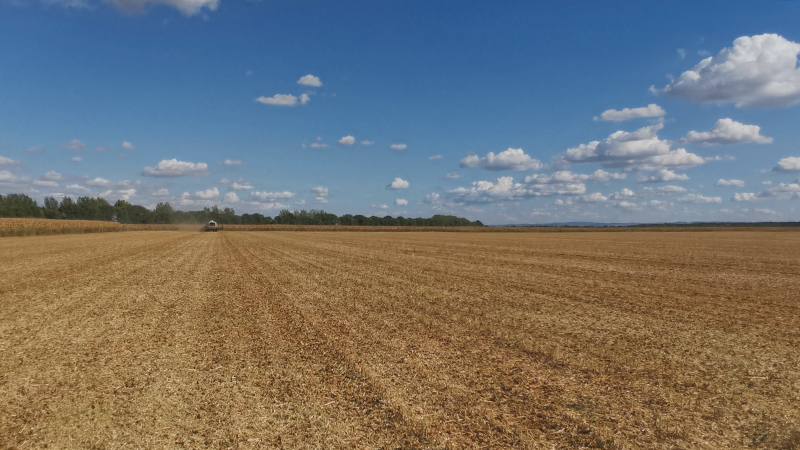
top-left (0, 193), bottom-right (484, 227)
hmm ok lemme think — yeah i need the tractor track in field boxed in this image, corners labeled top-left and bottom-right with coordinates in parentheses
top-left (1, 230), bottom-right (799, 449)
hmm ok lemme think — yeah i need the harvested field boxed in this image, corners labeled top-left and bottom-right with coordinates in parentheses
top-left (1, 231), bottom-right (798, 449)
top-left (220, 224), bottom-right (799, 232)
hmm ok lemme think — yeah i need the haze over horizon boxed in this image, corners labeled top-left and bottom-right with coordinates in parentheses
top-left (2, 1), bottom-right (800, 224)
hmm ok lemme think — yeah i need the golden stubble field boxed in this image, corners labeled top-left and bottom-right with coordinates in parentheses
top-left (1, 231), bottom-right (798, 449)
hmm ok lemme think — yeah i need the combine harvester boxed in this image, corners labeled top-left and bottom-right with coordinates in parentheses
top-left (204, 220), bottom-right (223, 232)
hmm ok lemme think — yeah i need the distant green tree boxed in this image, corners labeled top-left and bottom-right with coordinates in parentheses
top-left (0, 192), bottom-right (484, 227)
top-left (0, 194), bottom-right (42, 218)
top-left (42, 196), bottom-right (60, 219)
top-left (59, 197), bottom-right (79, 220)
top-left (114, 200), bottom-right (154, 223)
top-left (220, 207), bottom-right (239, 224)
top-left (153, 202), bottom-right (175, 224)
top-left (74, 196), bottom-right (114, 221)
top-left (275, 209), bottom-right (296, 224)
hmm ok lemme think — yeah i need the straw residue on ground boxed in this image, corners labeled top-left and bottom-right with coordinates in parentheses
top-left (1, 231), bottom-right (798, 449)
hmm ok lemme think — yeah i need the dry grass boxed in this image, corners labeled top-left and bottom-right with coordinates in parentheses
top-left (1, 231), bottom-right (798, 449)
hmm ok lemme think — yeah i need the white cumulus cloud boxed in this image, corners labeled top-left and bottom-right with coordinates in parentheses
top-left (609, 188), bottom-right (636, 200)
top-left (565, 123), bottom-right (667, 161)
top-left (633, 148), bottom-right (705, 171)
top-left (428, 154), bottom-right (443, 160)
top-left (387, 178), bottom-right (409, 190)
top-left (222, 159), bottom-right (242, 165)
top-left (578, 192), bottom-right (608, 203)
top-left (310, 186), bottom-right (329, 197)
top-left (637, 169), bottom-right (690, 184)
top-left (86, 177), bottom-right (112, 187)
top-left (717, 179), bottom-right (745, 187)
top-left (309, 137), bottom-right (328, 148)
top-left (85, 178), bottom-right (140, 190)
top-left (338, 135), bottom-right (355, 146)
top-left (773, 156), bottom-right (800, 172)
top-left (615, 201), bottom-right (642, 211)
top-left (297, 74), bottom-right (322, 87)
top-left (593, 104), bottom-right (666, 121)
top-left (256, 94), bottom-right (307, 106)
top-left (118, 188), bottom-right (136, 200)
top-left (640, 185), bottom-right (687, 196)
top-left (560, 122), bottom-right (704, 172)
top-left (230, 182), bottom-right (253, 190)
top-left (65, 184), bottom-right (91, 194)
top-left (224, 192), bottom-right (239, 203)
top-left (447, 176), bottom-right (585, 204)
top-left (758, 183), bottom-right (800, 200)
top-left (0, 170), bottom-right (26, 184)
top-left (361, 140), bottom-right (374, 146)
top-left (0, 155), bottom-right (19, 165)
top-left (732, 192), bottom-right (757, 202)
top-left (523, 171), bottom-right (591, 184)
top-left (193, 187), bottom-right (219, 199)
top-left (589, 169), bottom-right (627, 181)
top-left (423, 193), bottom-right (440, 204)
top-left (682, 118), bottom-right (772, 145)
top-left (653, 34), bottom-right (800, 108)
top-left (121, 141), bottom-right (135, 150)
top-left (460, 148), bottom-right (543, 171)
top-left (391, 144), bottom-right (407, 151)
top-left (704, 155), bottom-right (736, 161)
top-left (249, 191), bottom-right (295, 202)
top-left (143, 159), bottom-right (208, 177)
top-left (99, 188), bottom-right (136, 201)
top-left (395, 198), bottom-right (408, 206)
top-left (679, 193), bottom-right (722, 203)
top-left (102, 0), bottom-right (218, 15)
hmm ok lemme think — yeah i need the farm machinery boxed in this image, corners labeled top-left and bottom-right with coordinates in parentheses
top-left (204, 220), bottom-right (223, 232)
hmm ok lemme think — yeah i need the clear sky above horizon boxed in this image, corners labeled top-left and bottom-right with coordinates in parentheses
top-left (2, 0), bottom-right (800, 224)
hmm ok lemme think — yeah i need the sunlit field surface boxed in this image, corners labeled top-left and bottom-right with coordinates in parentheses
top-left (1, 231), bottom-right (798, 449)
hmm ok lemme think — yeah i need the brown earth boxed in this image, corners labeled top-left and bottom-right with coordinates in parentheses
top-left (1, 231), bottom-right (798, 449)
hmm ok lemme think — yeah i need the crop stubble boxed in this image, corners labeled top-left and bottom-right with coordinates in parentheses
top-left (0, 231), bottom-right (798, 449)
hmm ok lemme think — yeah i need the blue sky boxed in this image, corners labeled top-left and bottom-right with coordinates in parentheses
top-left (2, 0), bottom-right (800, 224)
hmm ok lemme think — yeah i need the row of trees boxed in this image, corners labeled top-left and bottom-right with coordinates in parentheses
top-left (0, 193), bottom-right (484, 227)
top-left (0, 194), bottom-right (176, 223)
